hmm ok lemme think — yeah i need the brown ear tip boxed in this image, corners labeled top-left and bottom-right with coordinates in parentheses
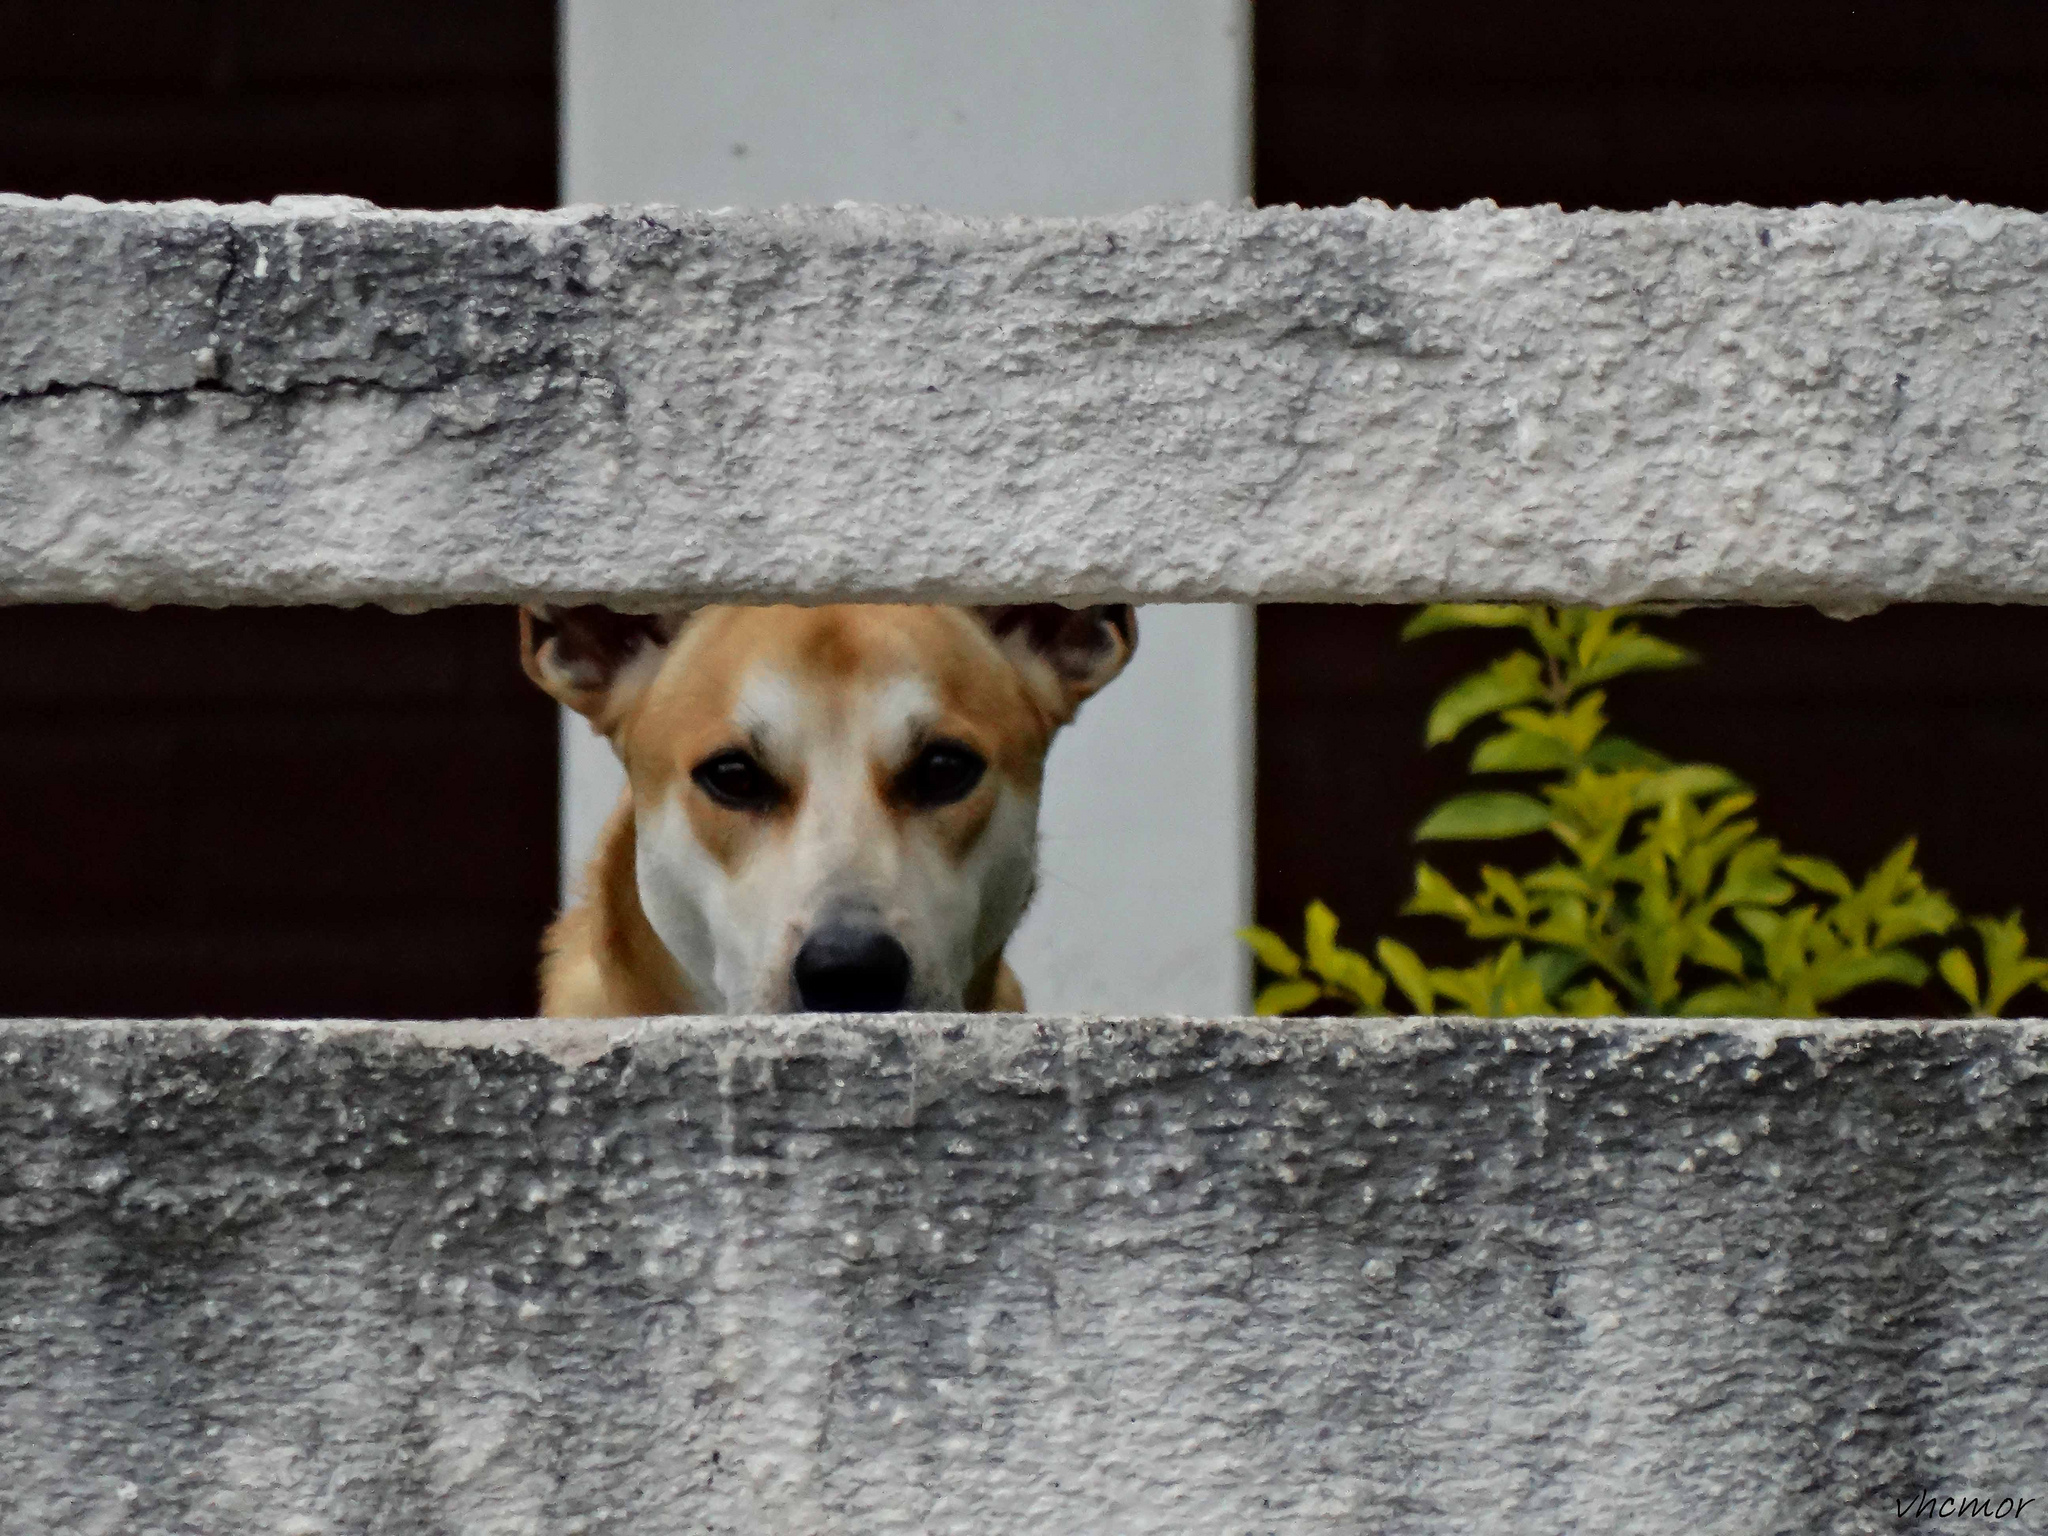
top-left (518, 605), bottom-right (556, 645)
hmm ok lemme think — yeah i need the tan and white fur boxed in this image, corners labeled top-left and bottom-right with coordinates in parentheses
top-left (520, 602), bottom-right (1136, 1016)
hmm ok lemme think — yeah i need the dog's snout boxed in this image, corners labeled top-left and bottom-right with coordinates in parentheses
top-left (792, 925), bottom-right (912, 1012)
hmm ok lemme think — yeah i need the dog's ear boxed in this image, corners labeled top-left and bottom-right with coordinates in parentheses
top-left (976, 603), bottom-right (1138, 718)
top-left (520, 605), bottom-right (684, 724)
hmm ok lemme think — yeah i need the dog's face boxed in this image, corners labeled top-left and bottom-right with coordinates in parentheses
top-left (523, 603), bottom-right (1135, 1012)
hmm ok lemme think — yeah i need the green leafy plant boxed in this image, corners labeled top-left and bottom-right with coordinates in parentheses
top-left (1939, 914), bottom-right (2048, 1018)
top-left (1246, 605), bottom-right (2048, 1020)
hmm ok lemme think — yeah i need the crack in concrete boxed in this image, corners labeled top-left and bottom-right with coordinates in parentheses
top-left (199, 223), bottom-right (247, 388)
top-left (0, 374), bottom-right (446, 409)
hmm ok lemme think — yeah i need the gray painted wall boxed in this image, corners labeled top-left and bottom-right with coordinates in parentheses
top-left (558, 0), bottom-right (1255, 1016)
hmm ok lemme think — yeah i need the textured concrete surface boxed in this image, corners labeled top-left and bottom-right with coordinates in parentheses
top-left (1, 1013), bottom-right (2044, 1534)
top-left (4, 195), bottom-right (2048, 611)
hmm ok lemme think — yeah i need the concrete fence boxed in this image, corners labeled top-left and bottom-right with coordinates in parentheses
top-left (4, 196), bottom-right (2048, 1534)
top-left (6, 1014), bottom-right (2046, 1536)
top-left (6, 195), bottom-right (2048, 612)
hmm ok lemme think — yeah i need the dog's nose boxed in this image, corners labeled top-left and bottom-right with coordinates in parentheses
top-left (792, 925), bottom-right (912, 1012)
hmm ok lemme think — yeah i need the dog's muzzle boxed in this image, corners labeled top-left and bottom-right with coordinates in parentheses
top-left (792, 923), bottom-right (912, 1012)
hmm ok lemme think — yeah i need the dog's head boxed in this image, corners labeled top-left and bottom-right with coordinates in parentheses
top-left (522, 603), bottom-right (1135, 1012)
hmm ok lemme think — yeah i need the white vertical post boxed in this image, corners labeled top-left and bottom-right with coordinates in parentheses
top-left (561, 0), bottom-right (1253, 1013)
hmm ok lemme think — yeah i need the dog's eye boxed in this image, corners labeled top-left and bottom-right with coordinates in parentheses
top-left (896, 740), bottom-right (987, 808)
top-left (691, 749), bottom-right (784, 811)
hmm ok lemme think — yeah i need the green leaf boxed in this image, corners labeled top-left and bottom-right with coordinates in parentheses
top-left (1479, 865), bottom-right (1532, 919)
top-left (1500, 693), bottom-right (1608, 756)
top-left (1871, 839), bottom-right (1921, 901)
top-left (1470, 728), bottom-right (1577, 774)
top-left (1554, 692), bottom-right (1609, 755)
top-left (1807, 948), bottom-right (1930, 1004)
top-left (1974, 912), bottom-right (2028, 976)
top-left (1424, 653), bottom-right (1546, 746)
top-left (1487, 942), bottom-right (1554, 1015)
top-left (1971, 913), bottom-right (2048, 1015)
top-left (1715, 841), bottom-right (1795, 909)
top-left (1303, 900), bottom-right (1341, 976)
top-left (1240, 926), bottom-right (1302, 977)
top-left (1781, 855), bottom-right (1854, 899)
top-left (1685, 922), bottom-right (1748, 977)
top-left (1321, 947), bottom-right (1388, 1010)
top-left (1584, 734), bottom-right (1671, 771)
top-left (1530, 895), bottom-right (1593, 949)
top-left (1679, 983), bottom-right (1783, 1018)
top-left (1992, 957), bottom-right (2048, 1016)
top-left (1939, 947), bottom-right (1982, 1012)
top-left (1254, 978), bottom-right (1325, 1016)
top-left (1574, 609), bottom-right (1622, 671)
top-left (1574, 631), bottom-right (1697, 688)
top-left (1404, 863), bottom-right (1477, 921)
top-left (1423, 942), bottom-right (1559, 1018)
top-left (1560, 978), bottom-right (1624, 1017)
top-left (1762, 905), bottom-right (1820, 986)
top-left (1376, 938), bottom-right (1436, 1014)
top-left (1527, 946), bottom-right (1587, 997)
top-left (1631, 764), bottom-right (1744, 809)
top-left (1426, 968), bottom-right (1484, 1016)
top-left (1526, 611), bottom-right (1575, 661)
top-left (1416, 792), bottom-right (1552, 842)
top-left (1466, 910), bottom-right (1532, 941)
top-left (1697, 793), bottom-right (1759, 837)
top-left (1871, 891), bottom-right (1960, 949)
top-left (1733, 905), bottom-right (1784, 946)
top-left (1400, 604), bottom-right (1536, 641)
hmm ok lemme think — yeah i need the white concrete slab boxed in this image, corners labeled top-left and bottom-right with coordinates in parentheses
top-left (8, 197), bottom-right (2040, 612)
top-left (2, 1011), bottom-right (2042, 1534)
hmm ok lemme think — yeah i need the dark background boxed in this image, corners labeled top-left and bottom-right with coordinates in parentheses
top-left (0, 1), bottom-right (559, 1018)
top-left (1257, 1), bottom-right (2048, 212)
top-left (3, 2), bottom-right (2044, 1016)
top-left (1254, 1), bottom-right (2048, 1009)
top-left (0, 0), bottom-right (555, 209)
top-left (0, 607), bottom-right (557, 1017)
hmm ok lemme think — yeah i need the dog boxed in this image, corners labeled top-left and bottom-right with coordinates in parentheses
top-left (520, 602), bottom-right (1136, 1015)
